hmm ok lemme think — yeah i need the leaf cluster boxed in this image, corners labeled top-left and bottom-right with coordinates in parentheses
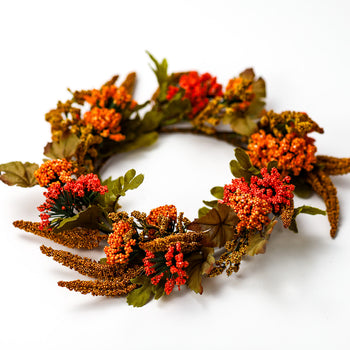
top-left (147, 52), bottom-right (192, 126)
top-left (222, 68), bottom-right (266, 136)
top-left (127, 275), bottom-right (165, 307)
top-left (99, 169), bottom-right (144, 212)
top-left (229, 147), bottom-right (261, 182)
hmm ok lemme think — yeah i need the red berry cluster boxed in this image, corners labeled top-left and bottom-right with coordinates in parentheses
top-left (222, 167), bottom-right (295, 232)
top-left (63, 173), bottom-right (108, 197)
top-left (143, 242), bottom-right (189, 295)
top-left (249, 168), bottom-right (295, 213)
top-left (37, 174), bottom-right (107, 230)
top-left (166, 71), bottom-right (223, 119)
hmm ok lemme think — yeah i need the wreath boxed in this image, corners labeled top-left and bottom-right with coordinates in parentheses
top-left (1, 52), bottom-right (349, 307)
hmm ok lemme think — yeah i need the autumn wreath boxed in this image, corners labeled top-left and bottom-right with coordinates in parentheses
top-left (1, 53), bottom-right (349, 307)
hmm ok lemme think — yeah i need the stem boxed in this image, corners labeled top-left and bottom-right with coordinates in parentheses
top-left (159, 127), bottom-right (248, 148)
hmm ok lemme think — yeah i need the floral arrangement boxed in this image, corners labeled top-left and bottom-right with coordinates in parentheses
top-left (1, 53), bottom-right (349, 307)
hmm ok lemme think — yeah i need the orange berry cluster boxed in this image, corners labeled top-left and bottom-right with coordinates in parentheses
top-left (34, 159), bottom-right (77, 187)
top-left (104, 221), bottom-right (136, 265)
top-left (84, 85), bottom-right (137, 110)
top-left (146, 205), bottom-right (177, 227)
top-left (83, 85), bottom-right (137, 142)
top-left (227, 189), bottom-right (271, 233)
top-left (248, 130), bottom-right (317, 176)
top-left (83, 107), bottom-right (125, 142)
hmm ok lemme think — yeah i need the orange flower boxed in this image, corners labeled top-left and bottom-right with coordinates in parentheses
top-left (248, 130), bottom-right (317, 176)
top-left (34, 159), bottom-right (77, 187)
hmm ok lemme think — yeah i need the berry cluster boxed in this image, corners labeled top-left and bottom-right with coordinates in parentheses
top-left (146, 204), bottom-right (177, 227)
top-left (166, 71), bottom-right (223, 118)
top-left (143, 242), bottom-right (189, 295)
top-left (222, 167), bottom-right (294, 232)
top-left (84, 85), bottom-right (137, 110)
top-left (34, 159), bottom-right (77, 187)
top-left (37, 173), bottom-right (107, 229)
top-left (248, 130), bottom-right (317, 176)
top-left (104, 220), bottom-right (136, 265)
top-left (83, 85), bottom-right (137, 142)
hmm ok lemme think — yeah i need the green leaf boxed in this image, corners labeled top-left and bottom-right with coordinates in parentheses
top-left (113, 176), bottom-right (125, 197)
top-left (202, 200), bottom-right (218, 208)
top-left (152, 282), bottom-right (165, 300)
top-left (230, 158), bottom-right (259, 181)
top-left (126, 174), bottom-right (144, 190)
top-left (295, 205), bottom-right (326, 216)
top-left (235, 148), bottom-right (252, 170)
top-left (246, 219), bottom-right (277, 256)
top-left (188, 203), bottom-right (239, 248)
top-left (163, 98), bottom-right (191, 119)
top-left (198, 207), bottom-right (210, 218)
top-left (0, 161), bottom-right (39, 187)
top-left (210, 186), bottom-right (224, 200)
top-left (147, 51), bottom-right (168, 86)
top-left (54, 205), bottom-right (107, 232)
top-left (146, 52), bottom-right (169, 101)
top-left (293, 177), bottom-right (314, 199)
top-left (44, 133), bottom-right (80, 159)
top-left (288, 205), bottom-right (326, 233)
top-left (252, 77), bottom-right (266, 97)
top-left (230, 116), bottom-right (258, 136)
top-left (230, 159), bottom-right (243, 178)
top-left (186, 248), bottom-right (215, 294)
top-left (140, 111), bottom-right (164, 133)
top-left (246, 99), bottom-right (265, 118)
top-left (288, 219), bottom-right (298, 233)
top-left (100, 170), bottom-right (144, 211)
top-left (248, 166), bottom-right (260, 175)
top-left (124, 169), bottom-right (136, 184)
top-left (116, 132), bottom-right (158, 153)
top-left (246, 234), bottom-right (268, 256)
top-left (127, 275), bottom-right (154, 307)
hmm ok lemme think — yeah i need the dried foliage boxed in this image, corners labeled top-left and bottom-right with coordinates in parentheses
top-left (13, 221), bottom-right (107, 249)
top-left (1, 53), bottom-right (349, 307)
top-left (306, 169), bottom-right (339, 238)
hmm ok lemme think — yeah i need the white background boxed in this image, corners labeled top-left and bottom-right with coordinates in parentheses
top-left (1, 0), bottom-right (350, 349)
